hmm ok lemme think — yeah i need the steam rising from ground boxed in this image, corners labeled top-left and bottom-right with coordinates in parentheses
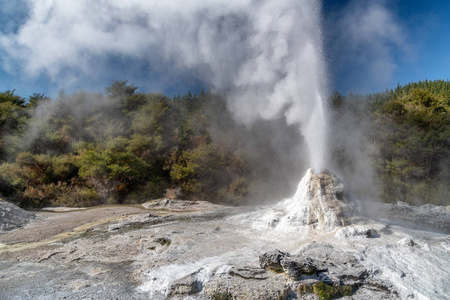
top-left (0, 0), bottom-right (328, 172)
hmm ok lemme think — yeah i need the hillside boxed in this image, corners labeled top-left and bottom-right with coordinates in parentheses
top-left (329, 79), bottom-right (450, 205)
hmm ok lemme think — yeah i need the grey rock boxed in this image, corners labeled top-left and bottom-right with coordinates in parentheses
top-left (281, 257), bottom-right (318, 280)
top-left (168, 273), bottom-right (201, 296)
top-left (335, 226), bottom-right (380, 239)
top-left (259, 242), bottom-right (394, 297)
top-left (204, 272), bottom-right (292, 300)
top-left (210, 242), bottom-right (397, 300)
top-left (0, 200), bottom-right (37, 232)
top-left (397, 237), bottom-right (416, 247)
top-left (229, 266), bottom-right (268, 280)
top-left (259, 249), bottom-right (288, 273)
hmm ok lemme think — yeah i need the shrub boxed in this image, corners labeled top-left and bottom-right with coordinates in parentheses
top-left (55, 187), bottom-right (98, 207)
top-left (123, 181), bottom-right (169, 204)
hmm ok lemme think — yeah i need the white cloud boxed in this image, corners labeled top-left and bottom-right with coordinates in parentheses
top-left (332, 0), bottom-right (410, 92)
top-left (0, 0), bottom-right (328, 171)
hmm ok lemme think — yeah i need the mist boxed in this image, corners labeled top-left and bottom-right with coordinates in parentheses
top-left (1, 0), bottom-right (328, 175)
top-left (322, 0), bottom-right (416, 204)
top-left (3, 0), bottom-right (442, 207)
top-left (327, 92), bottom-right (383, 203)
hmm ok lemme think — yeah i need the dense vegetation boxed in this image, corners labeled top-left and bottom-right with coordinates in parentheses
top-left (0, 81), bottom-right (305, 208)
top-left (329, 79), bottom-right (450, 205)
top-left (0, 79), bottom-right (448, 208)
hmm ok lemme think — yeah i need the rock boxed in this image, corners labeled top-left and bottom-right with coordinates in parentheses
top-left (142, 199), bottom-right (226, 212)
top-left (168, 273), bottom-right (200, 296)
top-left (229, 267), bottom-right (268, 280)
top-left (297, 279), bottom-right (320, 294)
top-left (260, 246), bottom-right (368, 284)
top-left (0, 200), bottom-right (37, 232)
top-left (280, 257), bottom-right (318, 280)
top-left (256, 243), bottom-right (399, 299)
top-left (204, 271), bottom-right (292, 300)
top-left (259, 250), bottom-right (287, 273)
top-left (0, 191), bottom-right (446, 300)
top-left (107, 223), bottom-right (123, 232)
top-left (335, 226), bottom-right (380, 239)
top-left (397, 237), bottom-right (416, 247)
top-left (259, 250), bottom-right (318, 280)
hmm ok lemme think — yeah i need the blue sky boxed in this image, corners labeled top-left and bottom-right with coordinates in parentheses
top-left (324, 0), bottom-right (450, 94)
top-left (0, 0), bottom-right (448, 99)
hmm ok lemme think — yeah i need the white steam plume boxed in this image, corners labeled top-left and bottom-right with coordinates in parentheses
top-left (0, 0), bottom-right (328, 171)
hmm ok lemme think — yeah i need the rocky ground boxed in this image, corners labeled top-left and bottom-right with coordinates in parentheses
top-left (0, 200), bottom-right (37, 232)
top-left (1, 173), bottom-right (449, 300)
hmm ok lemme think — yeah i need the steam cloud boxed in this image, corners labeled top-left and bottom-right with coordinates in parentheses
top-left (328, 0), bottom-right (411, 93)
top-left (0, 0), bottom-right (328, 171)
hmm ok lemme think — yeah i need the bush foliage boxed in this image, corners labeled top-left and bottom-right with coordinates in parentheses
top-left (329, 79), bottom-right (450, 205)
top-left (0, 83), bottom-right (250, 207)
top-left (0, 79), bottom-right (448, 207)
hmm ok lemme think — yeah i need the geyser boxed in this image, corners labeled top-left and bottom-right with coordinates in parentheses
top-left (254, 168), bottom-right (356, 234)
top-left (1, 0), bottom-right (329, 172)
top-left (225, 0), bottom-right (328, 172)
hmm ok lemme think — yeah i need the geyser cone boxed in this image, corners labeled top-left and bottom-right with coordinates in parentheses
top-left (255, 168), bottom-right (354, 234)
top-left (285, 169), bottom-right (352, 232)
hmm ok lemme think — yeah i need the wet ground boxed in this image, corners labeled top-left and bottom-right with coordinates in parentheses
top-left (0, 198), bottom-right (449, 300)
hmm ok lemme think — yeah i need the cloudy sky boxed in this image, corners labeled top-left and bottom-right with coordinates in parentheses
top-left (324, 0), bottom-right (449, 94)
top-left (0, 0), bottom-right (448, 98)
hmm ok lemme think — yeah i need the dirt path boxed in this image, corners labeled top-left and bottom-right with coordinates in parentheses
top-left (0, 205), bottom-right (146, 246)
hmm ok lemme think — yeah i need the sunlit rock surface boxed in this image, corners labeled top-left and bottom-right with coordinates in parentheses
top-left (0, 169), bottom-right (449, 299)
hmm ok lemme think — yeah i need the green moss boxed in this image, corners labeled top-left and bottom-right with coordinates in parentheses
top-left (313, 282), bottom-right (353, 300)
top-left (341, 285), bottom-right (353, 296)
top-left (313, 282), bottom-right (334, 299)
top-left (298, 283), bottom-right (315, 294)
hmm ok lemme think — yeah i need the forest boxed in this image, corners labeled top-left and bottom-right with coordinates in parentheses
top-left (329, 79), bottom-right (450, 206)
top-left (0, 79), bottom-right (449, 208)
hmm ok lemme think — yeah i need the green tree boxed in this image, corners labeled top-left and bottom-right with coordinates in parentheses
top-left (0, 90), bottom-right (26, 107)
top-left (375, 88), bottom-right (449, 204)
top-left (105, 80), bottom-right (137, 98)
top-left (77, 138), bottom-right (149, 203)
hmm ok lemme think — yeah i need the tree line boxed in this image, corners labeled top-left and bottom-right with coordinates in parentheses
top-left (0, 79), bottom-right (448, 208)
top-left (329, 79), bottom-right (450, 205)
top-left (0, 81), bottom-right (304, 208)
